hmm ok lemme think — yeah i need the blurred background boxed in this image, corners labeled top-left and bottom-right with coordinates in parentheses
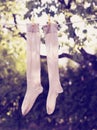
top-left (0, 0), bottom-right (97, 130)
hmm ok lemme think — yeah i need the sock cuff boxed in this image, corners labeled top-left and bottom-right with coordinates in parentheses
top-left (43, 23), bottom-right (58, 35)
top-left (27, 23), bottom-right (39, 33)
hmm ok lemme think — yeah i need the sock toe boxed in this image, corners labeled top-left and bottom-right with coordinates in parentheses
top-left (46, 91), bottom-right (58, 115)
top-left (21, 86), bottom-right (43, 116)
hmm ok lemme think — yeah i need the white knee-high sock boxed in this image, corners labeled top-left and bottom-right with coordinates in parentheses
top-left (43, 23), bottom-right (63, 115)
top-left (21, 24), bottom-right (43, 116)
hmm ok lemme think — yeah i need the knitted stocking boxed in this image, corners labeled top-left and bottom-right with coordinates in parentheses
top-left (21, 24), bottom-right (43, 116)
top-left (43, 23), bottom-right (63, 115)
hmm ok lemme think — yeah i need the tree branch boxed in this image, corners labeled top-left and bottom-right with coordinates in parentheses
top-left (40, 52), bottom-right (81, 64)
top-left (40, 48), bottom-right (97, 66)
top-left (58, 53), bottom-right (73, 59)
top-left (18, 32), bottom-right (26, 40)
top-left (40, 53), bottom-right (73, 59)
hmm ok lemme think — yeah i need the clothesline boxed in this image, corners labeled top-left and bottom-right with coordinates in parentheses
top-left (0, 18), bottom-right (97, 26)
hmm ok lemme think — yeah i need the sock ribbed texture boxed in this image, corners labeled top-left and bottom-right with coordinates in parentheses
top-left (43, 23), bottom-right (63, 115)
top-left (21, 24), bottom-right (43, 116)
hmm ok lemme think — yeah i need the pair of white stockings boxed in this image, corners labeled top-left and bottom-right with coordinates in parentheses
top-left (21, 23), bottom-right (63, 116)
